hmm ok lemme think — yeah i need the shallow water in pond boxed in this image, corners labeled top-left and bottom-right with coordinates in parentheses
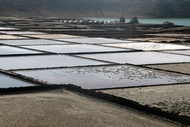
top-left (23, 44), bottom-right (132, 53)
top-left (0, 45), bottom-right (43, 55)
top-left (24, 34), bottom-right (81, 39)
top-left (59, 37), bottom-right (129, 44)
top-left (77, 52), bottom-right (190, 65)
top-left (0, 55), bottom-right (109, 70)
top-left (15, 65), bottom-right (190, 89)
top-left (164, 50), bottom-right (190, 56)
top-left (0, 39), bottom-right (69, 46)
top-left (0, 73), bottom-right (37, 88)
top-left (0, 27), bottom-right (19, 30)
top-left (2, 31), bottom-right (44, 35)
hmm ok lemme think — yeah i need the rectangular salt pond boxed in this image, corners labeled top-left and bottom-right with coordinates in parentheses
top-left (0, 55), bottom-right (109, 70)
top-left (15, 65), bottom-right (190, 89)
top-left (102, 42), bottom-right (190, 51)
top-left (77, 52), bottom-right (190, 65)
top-left (0, 35), bottom-right (27, 40)
top-left (0, 27), bottom-right (19, 30)
top-left (164, 50), bottom-right (190, 56)
top-left (24, 34), bottom-right (83, 39)
top-left (0, 73), bottom-right (37, 88)
top-left (0, 45), bottom-right (43, 55)
top-left (2, 31), bottom-right (44, 35)
top-left (22, 44), bottom-right (133, 54)
top-left (58, 37), bottom-right (129, 44)
top-left (0, 39), bottom-right (69, 46)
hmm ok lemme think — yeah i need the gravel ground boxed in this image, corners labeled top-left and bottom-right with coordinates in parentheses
top-left (100, 84), bottom-right (190, 117)
top-left (147, 63), bottom-right (190, 75)
top-left (127, 37), bottom-right (186, 43)
top-left (0, 89), bottom-right (179, 127)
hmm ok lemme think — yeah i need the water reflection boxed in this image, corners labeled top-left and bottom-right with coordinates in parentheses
top-left (22, 44), bottom-right (131, 54)
top-left (0, 73), bottom-right (37, 88)
top-left (0, 55), bottom-right (108, 70)
top-left (15, 65), bottom-right (190, 89)
top-left (77, 52), bottom-right (190, 65)
top-left (60, 37), bottom-right (127, 44)
top-left (164, 50), bottom-right (190, 56)
top-left (0, 39), bottom-right (68, 46)
top-left (0, 45), bottom-right (42, 55)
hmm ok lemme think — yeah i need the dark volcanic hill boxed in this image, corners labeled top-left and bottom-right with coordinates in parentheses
top-left (1, 0), bottom-right (190, 18)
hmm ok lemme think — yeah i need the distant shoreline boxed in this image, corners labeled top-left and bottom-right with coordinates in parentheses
top-left (85, 17), bottom-right (190, 26)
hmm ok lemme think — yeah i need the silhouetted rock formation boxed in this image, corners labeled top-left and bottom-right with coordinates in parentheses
top-left (129, 17), bottom-right (139, 24)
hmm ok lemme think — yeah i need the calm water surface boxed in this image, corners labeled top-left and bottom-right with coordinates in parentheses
top-left (87, 18), bottom-right (190, 26)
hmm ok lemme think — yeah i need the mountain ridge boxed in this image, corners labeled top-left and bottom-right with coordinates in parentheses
top-left (0, 0), bottom-right (190, 18)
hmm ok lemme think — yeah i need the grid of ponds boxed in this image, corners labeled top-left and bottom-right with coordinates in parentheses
top-left (1, 26), bottom-right (190, 89)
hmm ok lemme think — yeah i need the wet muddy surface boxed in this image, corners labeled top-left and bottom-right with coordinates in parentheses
top-left (77, 52), bottom-right (190, 65)
top-left (102, 42), bottom-right (190, 51)
top-left (0, 73), bottom-right (37, 88)
top-left (15, 65), bottom-right (190, 89)
top-left (0, 55), bottom-right (108, 70)
top-left (22, 44), bottom-right (133, 54)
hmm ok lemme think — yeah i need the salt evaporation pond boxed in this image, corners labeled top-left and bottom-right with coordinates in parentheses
top-left (15, 65), bottom-right (190, 89)
top-left (59, 37), bottom-right (128, 44)
top-left (22, 44), bottom-right (133, 54)
top-left (0, 39), bottom-right (69, 46)
top-left (0, 55), bottom-right (109, 70)
top-left (0, 73), bottom-right (37, 88)
top-left (77, 52), bottom-right (190, 65)
top-left (164, 50), bottom-right (190, 56)
top-left (0, 45), bottom-right (44, 55)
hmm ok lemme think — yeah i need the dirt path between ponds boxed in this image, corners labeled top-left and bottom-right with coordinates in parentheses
top-left (0, 89), bottom-right (180, 127)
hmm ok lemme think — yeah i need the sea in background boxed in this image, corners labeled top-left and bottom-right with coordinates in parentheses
top-left (87, 18), bottom-right (190, 26)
